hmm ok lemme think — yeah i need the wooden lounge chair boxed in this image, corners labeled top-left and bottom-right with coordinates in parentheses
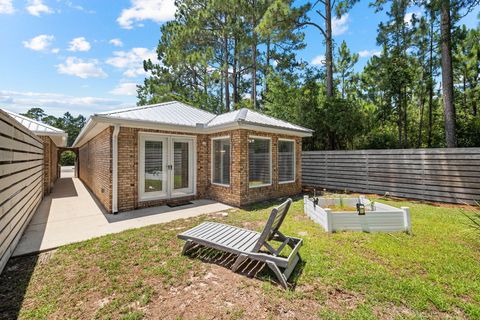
top-left (177, 198), bottom-right (302, 289)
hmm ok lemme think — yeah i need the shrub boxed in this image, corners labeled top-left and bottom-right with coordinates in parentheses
top-left (60, 151), bottom-right (76, 166)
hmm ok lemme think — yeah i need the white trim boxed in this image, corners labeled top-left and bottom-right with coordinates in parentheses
top-left (211, 135), bottom-right (231, 187)
top-left (278, 138), bottom-right (296, 185)
top-left (138, 132), bottom-right (197, 202)
top-left (248, 135), bottom-right (272, 189)
top-left (73, 115), bottom-right (312, 148)
top-left (112, 124), bottom-right (120, 213)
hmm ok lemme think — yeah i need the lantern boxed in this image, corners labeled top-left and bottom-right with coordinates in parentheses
top-left (356, 203), bottom-right (365, 215)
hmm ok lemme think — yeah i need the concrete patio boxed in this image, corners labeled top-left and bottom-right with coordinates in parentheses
top-left (13, 167), bottom-right (232, 256)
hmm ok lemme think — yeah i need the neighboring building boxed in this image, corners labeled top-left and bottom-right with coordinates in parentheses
top-left (73, 101), bottom-right (313, 213)
top-left (4, 110), bottom-right (68, 194)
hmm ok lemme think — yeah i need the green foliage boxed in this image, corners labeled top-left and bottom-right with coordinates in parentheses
top-left (59, 151), bottom-right (76, 166)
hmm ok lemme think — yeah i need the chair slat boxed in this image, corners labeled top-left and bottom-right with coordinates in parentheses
top-left (208, 225), bottom-right (238, 242)
top-left (230, 232), bottom-right (255, 248)
top-left (217, 229), bottom-right (249, 246)
top-left (210, 227), bottom-right (238, 243)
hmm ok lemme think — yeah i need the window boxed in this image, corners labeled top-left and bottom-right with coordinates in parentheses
top-left (143, 139), bottom-right (165, 195)
top-left (212, 137), bottom-right (231, 186)
top-left (249, 137), bottom-right (271, 187)
top-left (278, 139), bottom-right (295, 183)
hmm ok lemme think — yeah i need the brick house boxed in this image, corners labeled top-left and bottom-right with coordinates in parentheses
top-left (72, 101), bottom-right (312, 213)
top-left (4, 110), bottom-right (68, 195)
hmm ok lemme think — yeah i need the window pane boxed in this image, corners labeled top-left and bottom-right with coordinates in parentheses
top-left (173, 142), bottom-right (189, 189)
top-left (278, 140), bottom-right (295, 182)
top-left (212, 138), bottom-right (230, 185)
top-left (144, 140), bottom-right (163, 193)
top-left (249, 138), bottom-right (271, 187)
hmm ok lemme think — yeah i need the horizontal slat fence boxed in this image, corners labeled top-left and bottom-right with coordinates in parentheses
top-left (0, 110), bottom-right (43, 274)
top-left (302, 148), bottom-right (480, 205)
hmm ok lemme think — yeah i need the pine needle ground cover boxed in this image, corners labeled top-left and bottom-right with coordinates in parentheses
top-left (1, 198), bottom-right (478, 319)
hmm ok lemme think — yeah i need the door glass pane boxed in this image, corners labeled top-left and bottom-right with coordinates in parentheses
top-left (144, 140), bottom-right (163, 193)
top-left (174, 141), bottom-right (189, 189)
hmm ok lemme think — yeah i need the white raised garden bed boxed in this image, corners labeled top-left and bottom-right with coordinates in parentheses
top-left (304, 196), bottom-right (411, 234)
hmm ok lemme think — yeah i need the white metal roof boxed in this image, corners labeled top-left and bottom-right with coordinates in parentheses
top-left (206, 108), bottom-right (311, 132)
top-left (3, 109), bottom-right (68, 147)
top-left (97, 101), bottom-right (311, 133)
top-left (98, 101), bottom-right (216, 127)
top-left (74, 101), bottom-right (312, 147)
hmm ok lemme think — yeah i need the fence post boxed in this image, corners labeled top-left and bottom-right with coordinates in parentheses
top-left (401, 207), bottom-right (412, 234)
top-left (325, 208), bottom-right (333, 233)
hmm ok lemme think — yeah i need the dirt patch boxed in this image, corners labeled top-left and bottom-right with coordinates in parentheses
top-left (145, 264), bottom-right (321, 319)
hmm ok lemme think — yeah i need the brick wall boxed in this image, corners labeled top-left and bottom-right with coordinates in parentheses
top-left (78, 127), bottom-right (112, 212)
top-left (39, 135), bottom-right (59, 195)
top-left (204, 129), bottom-right (302, 207)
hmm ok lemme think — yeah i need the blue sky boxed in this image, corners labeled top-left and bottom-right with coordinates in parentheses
top-left (0, 0), bottom-right (478, 117)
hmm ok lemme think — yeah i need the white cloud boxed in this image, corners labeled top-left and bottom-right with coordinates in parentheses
top-left (0, 90), bottom-right (128, 117)
top-left (51, 48), bottom-right (60, 54)
top-left (110, 82), bottom-right (138, 96)
top-left (57, 57), bottom-right (107, 79)
top-left (23, 34), bottom-right (54, 51)
top-left (358, 49), bottom-right (381, 58)
top-left (64, 1), bottom-right (95, 14)
top-left (311, 55), bottom-right (325, 66)
top-left (404, 11), bottom-right (421, 25)
top-left (26, 0), bottom-right (53, 16)
top-left (68, 37), bottom-right (91, 52)
top-left (106, 47), bottom-right (157, 78)
top-left (117, 0), bottom-right (176, 29)
top-left (109, 38), bottom-right (123, 47)
top-left (0, 0), bottom-right (14, 14)
top-left (332, 14), bottom-right (349, 36)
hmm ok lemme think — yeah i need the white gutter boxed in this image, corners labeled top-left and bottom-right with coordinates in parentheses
top-left (112, 124), bottom-right (120, 214)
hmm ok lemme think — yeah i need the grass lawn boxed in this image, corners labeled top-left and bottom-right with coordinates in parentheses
top-left (1, 198), bottom-right (479, 319)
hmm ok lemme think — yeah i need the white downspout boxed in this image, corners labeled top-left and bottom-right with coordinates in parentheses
top-left (112, 124), bottom-right (120, 214)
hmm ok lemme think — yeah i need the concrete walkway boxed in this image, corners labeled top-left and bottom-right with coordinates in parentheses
top-left (13, 167), bottom-right (232, 256)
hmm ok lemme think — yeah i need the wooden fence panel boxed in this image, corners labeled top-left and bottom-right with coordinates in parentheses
top-left (302, 148), bottom-right (480, 205)
top-left (0, 110), bottom-right (43, 274)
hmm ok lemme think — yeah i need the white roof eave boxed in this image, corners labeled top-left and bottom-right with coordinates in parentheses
top-left (73, 116), bottom-right (312, 147)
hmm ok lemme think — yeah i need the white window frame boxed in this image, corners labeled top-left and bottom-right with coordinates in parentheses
top-left (138, 132), bottom-right (197, 201)
top-left (248, 135), bottom-right (272, 188)
top-left (278, 138), bottom-right (296, 184)
top-left (211, 135), bottom-right (231, 187)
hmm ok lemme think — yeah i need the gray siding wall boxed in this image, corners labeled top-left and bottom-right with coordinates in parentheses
top-left (302, 148), bottom-right (480, 204)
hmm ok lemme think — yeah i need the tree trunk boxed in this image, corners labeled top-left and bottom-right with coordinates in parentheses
top-left (418, 93), bottom-right (425, 148)
top-left (223, 24), bottom-right (230, 112)
top-left (251, 0), bottom-right (257, 109)
top-left (403, 88), bottom-right (408, 147)
top-left (265, 38), bottom-right (271, 97)
top-left (427, 14), bottom-right (434, 148)
top-left (233, 37), bottom-right (239, 106)
top-left (440, 0), bottom-right (457, 147)
top-left (325, 0), bottom-right (334, 98)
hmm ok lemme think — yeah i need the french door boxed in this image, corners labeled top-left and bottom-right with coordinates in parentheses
top-left (139, 133), bottom-right (195, 201)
